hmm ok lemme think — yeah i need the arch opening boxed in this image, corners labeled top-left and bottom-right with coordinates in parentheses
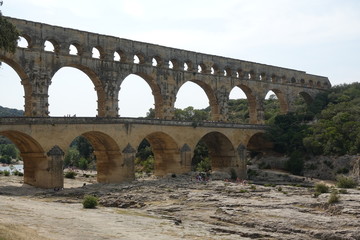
top-left (0, 131), bottom-right (47, 187)
top-left (44, 40), bottom-right (55, 52)
top-left (143, 132), bottom-right (180, 176)
top-left (118, 74), bottom-right (155, 118)
top-left (64, 131), bottom-right (123, 184)
top-left (48, 66), bottom-right (98, 117)
top-left (247, 132), bottom-right (274, 160)
top-left (264, 90), bottom-right (281, 124)
top-left (64, 135), bottom-right (96, 176)
top-left (69, 44), bottom-right (79, 55)
top-left (135, 139), bottom-right (154, 177)
top-left (92, 47), bottom-right (100, 59)
top-left (0, 62), bottom-right (25, 115)
top-left (193, 132), bottom-right (239, 177)
top-left (174, 81), bottom-right (211, 121)
top-left (114, 52), bottom-right (121, 61)
top-left (17, 36), bottom-right (29, 48)
top-left (229, 86), bottom-right (251, 124)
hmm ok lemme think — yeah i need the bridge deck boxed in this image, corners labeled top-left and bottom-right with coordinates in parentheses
top-left (0, 117), bottom-right (268, 130)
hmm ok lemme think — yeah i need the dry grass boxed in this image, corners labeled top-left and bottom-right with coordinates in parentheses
top-left (0, 223), bottom-right (49, 240)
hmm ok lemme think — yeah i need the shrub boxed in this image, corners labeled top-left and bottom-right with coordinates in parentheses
top-left (286, 150), bottom-right (304, 175)
top-left (336, 175), bottom-right (358, 188)
top-left (82, 195), bottom-right (98, 209)
top-left (230, 168), bottom-right (237, 181)
top-left (314, 183), bottom-right (329, 194)
top-left (3, 170), bottom-right (10, 176)
top-left (65, 171), bottom-right (77, 179)
top-left (328, 190), bottom-right (340, 204)
top-left (196, 157), bottom-right (211, 172)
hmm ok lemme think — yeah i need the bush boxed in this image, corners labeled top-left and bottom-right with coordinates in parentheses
top-left (336, 175), bottom-right (358, 188)
top-left (286, 150), bottom-right (304, 175)
top-left (314, 183), bottom-right (329, 194)
top-left (230, 168), bottom-right (237, 181)
top-left (3, 170), bottom-right (10, 176)
top-left (196, 157), bottom-right (211, 173)
top-left (82, 195), bottom-right (98, 209)
top-left (328, 190), bottom-right (340, 204)
top-left (65, 171), bottom-right (77, 179)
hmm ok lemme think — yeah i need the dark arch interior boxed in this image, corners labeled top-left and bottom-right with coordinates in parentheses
top-left (194, 132), bottom-right (235, 172)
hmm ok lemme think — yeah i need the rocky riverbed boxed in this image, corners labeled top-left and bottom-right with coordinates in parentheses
top-left (0, 171), bottom-right (360, 240)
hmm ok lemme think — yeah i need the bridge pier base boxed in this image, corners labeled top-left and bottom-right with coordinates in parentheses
top-left (22, 146), bottom-right (64, 189)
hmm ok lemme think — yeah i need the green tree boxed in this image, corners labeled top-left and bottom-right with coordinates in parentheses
top-left (64, 147), bottom-right (80, 167)
top-left (304, 83), bottom-right (360, 155)
top-left (191, 141), bottom-right (209, 171)
top-left (0, 2), bottom-right (19, 54)
top-left (265, 112), bottom-right (308, 154)
top-left (0, 144), bottom-right (19, 159)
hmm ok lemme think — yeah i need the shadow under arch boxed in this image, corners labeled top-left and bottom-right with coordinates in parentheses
top-left (0, 54), bottom-right (32, 116)
top-left (298, 91), bottom-right (314, 104)
top-left (199, 131), bottom-right (238, 174)
top-left (50, 64), bottom-right (107, 117)
top-left (144, 131), bottom-right (180, 176)
top-left (177, 79), bottom-right (219, 121)
top-left (80, 131), bottom-right (125, 183)
top-left (246, 132), bottom-right (274, 157)
top-left (0, 130), bottom-right (47, 187)
top-left (122, 72), bottom-right (164, 118)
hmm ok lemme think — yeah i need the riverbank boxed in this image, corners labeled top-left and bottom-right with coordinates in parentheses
top-left (1, 172), bottom-right (360, 240)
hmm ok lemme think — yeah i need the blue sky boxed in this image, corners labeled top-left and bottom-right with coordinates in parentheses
top-left (1, 0), bottom-right (360, 117)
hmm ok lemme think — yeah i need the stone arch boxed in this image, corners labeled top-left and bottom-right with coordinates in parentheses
top-left (198, 131), bottom-right (239, 174)
top-left (176, 80), bottom-right (219, 121)
top-left (49, 64), bottom-right (106, 117)
top-left (143, 131), bottom-right (180, 176)
top-left (0, 130), bottom-right (48, 187)
top-left (68, 41), bottom-right (83, 56)
top-left (80, 131), bottom-right (124, 183)
top-left (211, 64), bottom-right (220, 75)
top-left (92, 45), bottom-right (105, 60)
top-left (0, 55), bottom-right (32, 116)
top-left (231, 84), bottom-right (257, 124)
top-left (298, 91), bottom-right (314, 104)
top-left (121, 72), bottom-right (163, 118)
top-left (43, 38), bottom-right (60, 53)
top-left (18, 34), bottom-right (32, 48)
top-left (264, 88), bottom-right (288, 114)
top-left (224, 67), bottom-right (232, 77)
top-left (152, 55), bottom-right (162, 67)
top-left (133, 52), bottom-right (146, 64)
top-left (246, 132), bottom-right (273, 155)
top-left (114, 49), bottom-right (127, 63)
top-left (184, 60), bottom-right (193, 71)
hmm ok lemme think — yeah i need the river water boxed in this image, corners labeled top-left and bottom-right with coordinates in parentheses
top-left (0, 164), bottom-right (24, 173)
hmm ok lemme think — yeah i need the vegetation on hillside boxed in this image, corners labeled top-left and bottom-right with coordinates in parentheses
top-left (0, 106), bottom-right (24, 116)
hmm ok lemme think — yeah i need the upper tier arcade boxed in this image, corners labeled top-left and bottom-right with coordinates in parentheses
top-left (1, 16), bottom-right (331, 123)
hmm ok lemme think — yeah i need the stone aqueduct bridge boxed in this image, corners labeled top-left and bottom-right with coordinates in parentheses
top-left (0, 17), bottom-right (331, 188)
top-left (0, 117), bottom-right (266, 188)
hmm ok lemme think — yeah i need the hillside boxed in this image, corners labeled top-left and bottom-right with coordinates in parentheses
top-left (0, 105), bottom-right (24, 117)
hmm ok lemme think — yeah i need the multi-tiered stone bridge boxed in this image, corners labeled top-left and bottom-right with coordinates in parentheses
top-left (0, 17), bottom-right (330, 188)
